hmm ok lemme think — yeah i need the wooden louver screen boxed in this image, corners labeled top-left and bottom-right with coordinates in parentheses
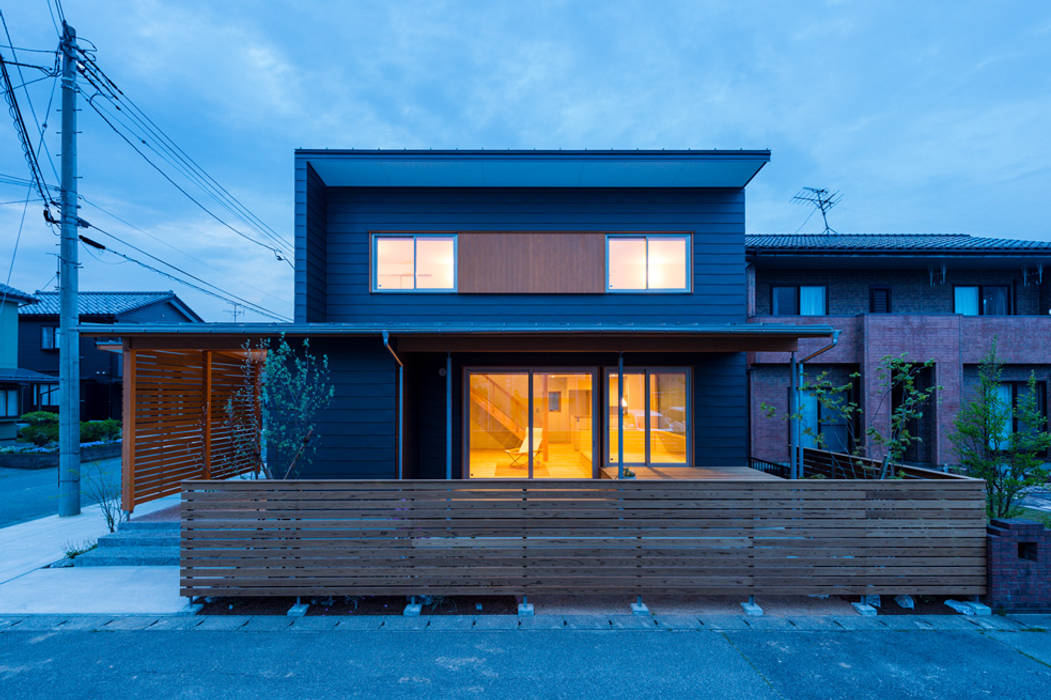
top-left (122, 348), bottom-right (262, 510)
top-left (457, 232), bottom-right (606, 293)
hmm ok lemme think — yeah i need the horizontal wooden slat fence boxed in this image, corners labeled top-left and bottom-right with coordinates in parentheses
top-left (122, 349), bottom-right (262, 510)
top-left (181, 478), bottom-right (987, 598)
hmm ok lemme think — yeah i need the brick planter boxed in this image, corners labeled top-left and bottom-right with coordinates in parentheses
top-left (987, 518), bottom-right (1051, 612)
top-left (0, 441), bottom-right (122, 469)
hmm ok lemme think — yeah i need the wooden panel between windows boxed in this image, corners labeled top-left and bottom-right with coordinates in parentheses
top-left (458, 232), bottom-right (606, 293)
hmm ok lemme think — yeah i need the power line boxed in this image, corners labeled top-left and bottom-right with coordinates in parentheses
top-left (77, 54), bottom-right (293, 254)
top-left (75, 54), bottom-right (294, 260)
top-left (77, 193), bottom-right (291, 308)
top-left (0, 171), bottom-right (290, 308)
top-left (0, 180), bottom-right (33, 309)
top-left (78, 234), bottom-right (290, 321)
top-left (81, 220), bottom-right (290, 321)
top-left (80, 90), bottom-right (292, 264)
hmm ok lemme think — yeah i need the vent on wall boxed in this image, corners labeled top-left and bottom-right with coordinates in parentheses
top-left (869, 287), bottom-right (891, 314)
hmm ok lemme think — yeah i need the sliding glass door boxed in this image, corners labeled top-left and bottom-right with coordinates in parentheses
top-left (607, 369), bottom-right (690, 467)
top-left (467, 370), bottom-right (595, 478)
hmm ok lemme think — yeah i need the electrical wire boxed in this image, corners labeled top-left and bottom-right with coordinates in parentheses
top-left (77, 193), bottom-right (290, 308)
top-left (76, 54), bottom-right (293, 259)
top-left (82, 220), bottom-right (290, 321)
top-left (79, 236), bottom-right (290, 322)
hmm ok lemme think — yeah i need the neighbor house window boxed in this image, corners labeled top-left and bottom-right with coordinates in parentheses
top-left (772, 286), bottom-right (827, 316)
top-left (373, 235), bottom-right (456, 291)
top-left (955, 285), bottom-right (1010, 316)
top-left (607, 235), bottom-right (689, 291)
top-left (1, 389), bottom-right (18, 418)
top-left (35, 383), bottom-right (59, 407)
top-left (41, 326), bottom-right (58, 350)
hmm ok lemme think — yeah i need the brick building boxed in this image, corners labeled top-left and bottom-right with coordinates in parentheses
top-left (746, 234), bottom-right (1051, 467)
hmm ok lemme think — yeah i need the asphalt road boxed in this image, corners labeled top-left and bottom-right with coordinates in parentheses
top-left (1, 624), bottom-right (1049, 699)
top-left (0, 458), bottom-right (121, 526)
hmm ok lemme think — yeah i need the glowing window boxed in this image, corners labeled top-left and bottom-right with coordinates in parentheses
top-left (373, 235), bottom-right (456, 291)
top-left (607, 235), bottom-right (689, 291)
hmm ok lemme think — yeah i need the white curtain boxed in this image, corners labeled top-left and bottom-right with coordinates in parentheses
top-left (799, 286), bottom-right (826, 316)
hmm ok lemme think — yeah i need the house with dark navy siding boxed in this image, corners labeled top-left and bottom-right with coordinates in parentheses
top-left (746, 234), bottom-right (1051, 468)
top-left (92, 149), bottom-right (836, 498)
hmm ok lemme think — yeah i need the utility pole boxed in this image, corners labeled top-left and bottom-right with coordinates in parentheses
top-left (58, 21), bottom-right (80, 517)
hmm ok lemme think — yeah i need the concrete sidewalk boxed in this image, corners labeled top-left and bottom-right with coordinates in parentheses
top-left (0, 567), bottom-right (186, 615)
top-left (0, 493), bottom-right (178, 584)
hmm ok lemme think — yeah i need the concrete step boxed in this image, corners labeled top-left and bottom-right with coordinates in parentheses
top-left (97, 533), bottom-right (180, 548)
top-left (118, 521), bottom-right (180, 533)
top-left (73, 546), bottom-right (179, 567)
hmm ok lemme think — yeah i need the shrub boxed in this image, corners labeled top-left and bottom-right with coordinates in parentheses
top-left (18, 412), bottom-right (59, 446)
top-left (81, 419), bottom-right (121, 443)
top-left (17, 413), bottom-right (122, 446)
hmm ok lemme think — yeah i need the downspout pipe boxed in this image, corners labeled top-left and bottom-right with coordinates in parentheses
top-left (382, 332), bottom-right (404, 480)
top-left (793, 329), bottom-right (841, 479)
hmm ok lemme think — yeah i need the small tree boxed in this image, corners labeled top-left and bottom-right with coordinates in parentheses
top-left (951, 343), bottom-right (1051, 517)
top-left (761, 354), bottom-right (937, 478)
top-left (868, 355), bottom-right (938, 479)
top-left (225, 335), bottom-right (334, 479)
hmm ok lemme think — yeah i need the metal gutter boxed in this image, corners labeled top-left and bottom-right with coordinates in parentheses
top-left (79, 322), bottom-right (837, 337)
top-left (381, 332), bottom-right (404, 480)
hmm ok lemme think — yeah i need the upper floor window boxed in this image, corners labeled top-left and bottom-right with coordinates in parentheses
top-left (607, 235), bottom-right (690, 292)
top-left (41, 326), bottom-right (59, 350)
top-left (772, 285), bottom-right (826, 316)
top-left (372, 235), bottom-right (456, 291)
top-left (954, 285), bottom-right (1009, 316)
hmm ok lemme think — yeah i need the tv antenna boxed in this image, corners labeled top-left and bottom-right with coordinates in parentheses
top-left (792, 187), bottom-right (843, 234)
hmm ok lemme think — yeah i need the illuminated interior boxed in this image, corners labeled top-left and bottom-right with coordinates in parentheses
top-left (608, 370), bottom-right (688, 465)
top-left (468, 371), bottom-right (594, 478)
top-left (607, 235), bottom-right (688, 290)
top-left (374, 235), bottom-right (455, 290)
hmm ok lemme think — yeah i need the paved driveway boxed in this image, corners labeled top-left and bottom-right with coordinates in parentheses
top-left (0, 619), bottom-right (1049, 699)
top-left (0, 458), bottom-right (121, 527)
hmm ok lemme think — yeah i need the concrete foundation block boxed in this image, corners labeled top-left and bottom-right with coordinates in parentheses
top-left (862, 594), bottom-right (881, 608)
top-left (945, 599), bottom-right (975, 615)
top-left (286, 603), bottom-right (310, 617)
top-left (402, 602), bottom-right (422, 617)
top-left (966, 601), bottom-right (992, 616)
top-left (517, 602), bottom-right (535, 617)
top-left (630, 600), bottom-right (650, 616)
top-left (851, 602), bottom-right (878, 617)
top-left (893, 594), bottom-right (915, 610)
top-left (740, 601), bottom-right (764, 617)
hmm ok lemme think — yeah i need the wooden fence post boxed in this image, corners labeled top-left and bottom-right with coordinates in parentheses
top-left (121, 347), bottom-right (136, 511)
top-left (203, 350), bottom-right (212, 480)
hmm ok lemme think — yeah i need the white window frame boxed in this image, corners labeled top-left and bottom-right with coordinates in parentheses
top-left (371, 233), bottom-right (458, 293)
top-left (606, 234), bottom-right (692, 293)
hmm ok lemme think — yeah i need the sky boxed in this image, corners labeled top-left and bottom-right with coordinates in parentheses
top-left (2, 0), bottom-right (1050, 321)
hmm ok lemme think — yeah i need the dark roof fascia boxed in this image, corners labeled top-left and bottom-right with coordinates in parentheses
top-left (296, 149), bottom-right (771, 189)
top-left (295, 148), bottom-right (772, 158)
top-left (80, 321), bottom-right (834, 339)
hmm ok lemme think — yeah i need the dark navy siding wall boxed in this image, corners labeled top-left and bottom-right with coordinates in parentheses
top-left (318, 187), bottom-right (746, 324)
top-left (692, 352), bottom-right (747, 466)
top-left (298, 338), bottom-right (397, 478)
top-left (294, 163), bottom-right (328, 322)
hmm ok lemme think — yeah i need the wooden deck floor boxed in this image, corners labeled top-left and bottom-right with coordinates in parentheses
top-left (598, 466), bottom-right (781, 481)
